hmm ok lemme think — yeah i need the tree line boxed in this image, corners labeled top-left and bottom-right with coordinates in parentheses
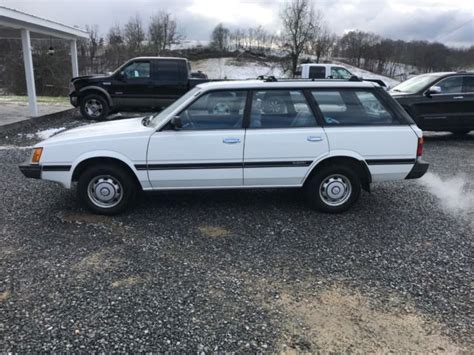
top-left (0, 0), bottom-right (472, 96)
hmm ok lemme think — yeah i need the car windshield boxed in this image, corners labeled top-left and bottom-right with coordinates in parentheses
top-left (148, 88), bottom-right (201, 127)
top-left (391, 74), bottom-right (443, 94)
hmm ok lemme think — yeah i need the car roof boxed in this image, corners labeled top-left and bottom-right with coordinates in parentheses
top-left (196, 79), bottom-right (376, 90)
top-left (130, 56), bottom-right (187, 61)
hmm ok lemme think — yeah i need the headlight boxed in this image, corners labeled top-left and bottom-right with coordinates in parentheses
top-left (31, 147), bottom-right (43, 164)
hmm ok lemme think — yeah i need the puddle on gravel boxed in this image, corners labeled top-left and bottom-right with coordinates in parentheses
top-left (111, 275), bottom-right (149, 288)
top-left (73, 248), bottom-right (123, 275)
top-left (197, 225), bottom-right (231, 237)
top-left (275, 284), bottom-right (465, 353)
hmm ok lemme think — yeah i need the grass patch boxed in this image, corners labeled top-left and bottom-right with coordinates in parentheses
top-left (0, 95), bottom-right (69, 105)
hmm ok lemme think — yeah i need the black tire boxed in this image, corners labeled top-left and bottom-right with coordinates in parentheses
top-left (450, 130), bottom-right (471, 135)
top-left (77, 164), bottom-right (137, 215)
top-left (80, 94), bottom-right (110, 121)
top-left (305, 165), bottom-right (361, 213)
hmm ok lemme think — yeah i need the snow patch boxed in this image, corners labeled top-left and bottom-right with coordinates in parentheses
top-left (191, 58), bottom-right (284, 80)
top-left (19, 127), bottom-right (66, 140)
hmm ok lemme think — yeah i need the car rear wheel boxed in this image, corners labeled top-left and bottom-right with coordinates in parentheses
top-left (305, 165), bottom-right (361, 213)
top-left (80, 94), bottom-right (110, 121)
top-left (77, 164), bottom-right (136, 215)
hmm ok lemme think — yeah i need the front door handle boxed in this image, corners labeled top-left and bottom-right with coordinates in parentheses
top-left (223, 138), bottom-right (241, 144)
top-left (307, 136), bottom-right (323, 142)
top-left (453, 96), bottom-right (464, 99)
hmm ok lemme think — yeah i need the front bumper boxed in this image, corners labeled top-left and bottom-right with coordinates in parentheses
top-left (405, 159), bottom-right (429, 179)
top-left (19, 163), bottom-right (41, 179)
top-left (69, 95), bottom-right (78, 107)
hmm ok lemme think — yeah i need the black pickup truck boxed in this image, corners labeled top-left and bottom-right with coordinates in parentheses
top-left (69, 57), bottom-right (208, 120)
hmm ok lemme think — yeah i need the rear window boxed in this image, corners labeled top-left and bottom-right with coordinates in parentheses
top-left (312, 89), bottom-right (399, 126)
top-left (309, 67), bottom-right (326, 79)
top-left (156, 60), bottom-right (185, 81)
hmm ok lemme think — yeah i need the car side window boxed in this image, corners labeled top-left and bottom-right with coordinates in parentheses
top-left (122, 61), bottom-right (150, 79)
top-left (435, 76), bottom-right (463, 94)
top-left (309, 67), bottom-right (326, 79)
top-left (177, 91), bottom-right (247, 130)
top-left (157, 60), bottom-right (183, 81)
top-left (331, 67), bottom-right (352, 79)
top-left (249, 90), bottom-right (317, 128)
top-left (463, 76), bottom-right (474, 93)
top-left (312, 89), bottom-right (398, 126)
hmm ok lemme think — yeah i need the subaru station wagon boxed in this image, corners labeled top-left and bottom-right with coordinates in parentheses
top-left (20, 79), bottom-right (429, 215)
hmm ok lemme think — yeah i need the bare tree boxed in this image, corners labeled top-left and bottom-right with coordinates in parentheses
top-left (148, 11), bottom-right (182, 53)
top-left (280, 0), bottom-right (319, 76)
top-left (210, 23), bottom-right (230, 52)
top-left (310, 23), bottom-right (335, 63)
top-left (123, 15), bottom-right (145, 53)
top-left (84, 25), bottom-right (100, 72)
top-left (106, 24), bottom-right (125, 68)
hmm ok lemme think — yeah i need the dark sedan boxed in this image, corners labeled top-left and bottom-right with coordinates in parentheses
top-left (390, 72), bottom-right (474, 134)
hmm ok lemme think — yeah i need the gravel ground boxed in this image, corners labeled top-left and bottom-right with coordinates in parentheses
top-left (0, 116), bottom-right (473, 352)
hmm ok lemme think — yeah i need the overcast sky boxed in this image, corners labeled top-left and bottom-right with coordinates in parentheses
top-left (1, 0), bottom-right (473, 47)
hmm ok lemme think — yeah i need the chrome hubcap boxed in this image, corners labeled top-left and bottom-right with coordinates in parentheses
top-left (87, 175), bottom-right (123, 208)
top-left (319, 174), bottom-right (352, 206)
top-left (85, 99), bottom-right (103, 118)
top-left (266, 99), bottom-right (283, 113)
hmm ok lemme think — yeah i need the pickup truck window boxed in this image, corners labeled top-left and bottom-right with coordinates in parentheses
top-left (178, 90), bottom-right (247, 130)
top-left (157, 60), bottom-right (183, 81)
top-left (309, 67), bottom-right (326, 79)
top-left (122, 61), bottom-right (150, 79)
top-left (250, 90), bottom-right (317, 128)
top-left (312, 90), bottom-right (398, 126)
top-left (463, 76), bottom-right (474, 93)
top-left (331, 67), bottom-right (352, 79)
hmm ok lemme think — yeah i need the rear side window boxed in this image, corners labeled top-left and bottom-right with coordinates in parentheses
top-left (156, 60), bottom-right (185, 81)
top-left (250, 90), bottom-right (318, 128)
top-left (309, 67), bottom-right (326, 79)
top-left (312, 89), bottom-right (399, 126)
top-left (463, 76), bottom-right (474, 93)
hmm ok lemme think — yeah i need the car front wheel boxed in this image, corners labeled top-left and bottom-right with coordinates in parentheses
top-left (305, 165), bottom-right (361, 213)
top-left (80, 94), bottom-right (110, 120)
top-left (77, 164), bottom-right (137, 215)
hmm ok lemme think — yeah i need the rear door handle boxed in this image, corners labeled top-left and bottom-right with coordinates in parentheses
top-left (307, 136), bottom-right (323, 142)
top-left (453, 96), bottom-right (464, 99)
top-left (223, 138), bottom-right (241, 144)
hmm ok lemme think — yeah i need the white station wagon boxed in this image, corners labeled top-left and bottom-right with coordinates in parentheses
top-left (20, 79), bottom-right (429, 215)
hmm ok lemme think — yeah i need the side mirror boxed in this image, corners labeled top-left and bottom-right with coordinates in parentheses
top-left (116, 71), bottom-right (126, 81)
top-left (426, 85), bottom-right (441, 96)
top-left (170, 116), bottom-right (182, 130)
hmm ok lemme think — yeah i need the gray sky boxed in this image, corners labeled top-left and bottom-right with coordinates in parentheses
top-left (1, 0), bottom-right (473, 47)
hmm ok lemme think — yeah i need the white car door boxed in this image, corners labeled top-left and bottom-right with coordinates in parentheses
top-left (146, 90), bottom-right (247, 188)
top-left (243, 90), bottom-right (329, 186)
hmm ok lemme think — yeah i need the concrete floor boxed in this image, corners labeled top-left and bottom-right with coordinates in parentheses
top-left (0, 102), bottom-right (71, 127)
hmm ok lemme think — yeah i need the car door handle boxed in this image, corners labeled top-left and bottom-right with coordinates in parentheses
top-left (453, 96), bottom-right (464, 99)
top-left (223, 138), bottom-right (241, 144)
top-left (307, 136), bottom-right (323, 142)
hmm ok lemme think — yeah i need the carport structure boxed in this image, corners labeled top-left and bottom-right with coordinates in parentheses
top-left (0, 6), bottom-right (88, 117)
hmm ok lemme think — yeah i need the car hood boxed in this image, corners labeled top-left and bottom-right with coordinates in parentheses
top-left (39, 117), bottom-right (155, 146)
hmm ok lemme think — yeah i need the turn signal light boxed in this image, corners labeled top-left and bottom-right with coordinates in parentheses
top-left (416, 137), bottom-right (424, 157)
top-left (31, 147), bottom-right (43, 163)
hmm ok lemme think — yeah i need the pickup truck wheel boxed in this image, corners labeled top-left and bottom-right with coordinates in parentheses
top-left (80, 94), bottom-right (109, 121)
top-left (77, 164), bottom-right (136, 215)
top-left (305, 165), bottom-right (361, 213)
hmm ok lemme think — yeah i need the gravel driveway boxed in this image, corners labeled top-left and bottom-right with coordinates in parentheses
top-left (1, 117), bottom-right (472, 352)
